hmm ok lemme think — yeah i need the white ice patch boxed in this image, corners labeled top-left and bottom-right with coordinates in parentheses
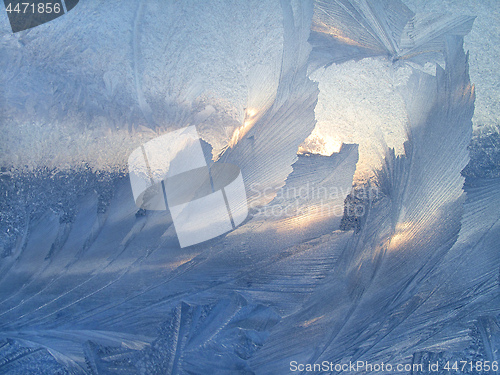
top-left (309, 58), bottom-right (412, 181)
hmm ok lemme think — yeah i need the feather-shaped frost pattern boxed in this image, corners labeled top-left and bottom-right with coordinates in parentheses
top-left (136, 296), bottom-right (280, 375)
top-left (309, 0), bottom-right (475, 69)
top-left (1, 0), bottom-right (499, 374)
top-left (221, 0), bottom-right (319, 209)
top-left (251, 34), bottom-right (478, 374)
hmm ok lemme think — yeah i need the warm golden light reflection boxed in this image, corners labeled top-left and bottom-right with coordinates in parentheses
top-left (166, 255), bottom-right (198, 270)
top-left (246, 108), bottom-right (257, 118)
top-left (229, 107), bottom-right (259, 147)
top-left (300, 315), bottom-right (324, 328)
top-left (277, 213), bottom-right (318, 230)
top-left (298, 131), bottom-right (342, 156)
top-left (388, 222), bottom-right (414, 251)
top-left (275, 204), bottom-right (343, 232)
top-left (311, 19), bottom-right (365, 48)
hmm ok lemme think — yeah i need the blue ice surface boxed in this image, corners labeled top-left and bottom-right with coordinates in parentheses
top-left (0, 0), bottom-right (499, 374)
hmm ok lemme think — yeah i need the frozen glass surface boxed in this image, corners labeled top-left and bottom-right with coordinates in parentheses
top-left (0, 0), bottom-right (499, 373)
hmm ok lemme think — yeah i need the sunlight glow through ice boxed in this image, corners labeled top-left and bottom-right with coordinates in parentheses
top-left (309, 58), bottom-right (412, 181)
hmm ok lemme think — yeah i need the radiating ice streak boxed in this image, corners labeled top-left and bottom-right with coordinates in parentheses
top-left (2, 1), bottom-right (498, 374)
top-left (309, 0), bottom-right (474, 68)
top-left (0, 147), bottom-right (356, 352)
top-left (251, 33), bottom-right (478, 374)
top-left (391, 177), bottom-right (500, 353)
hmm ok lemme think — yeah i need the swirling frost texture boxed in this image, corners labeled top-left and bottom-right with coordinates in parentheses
top-left (1, 0), bottom-right (500, 374)
top-left (0, 0), bottom-right (284, 170)
top-left (408, 0), bottom-right (500, 133)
